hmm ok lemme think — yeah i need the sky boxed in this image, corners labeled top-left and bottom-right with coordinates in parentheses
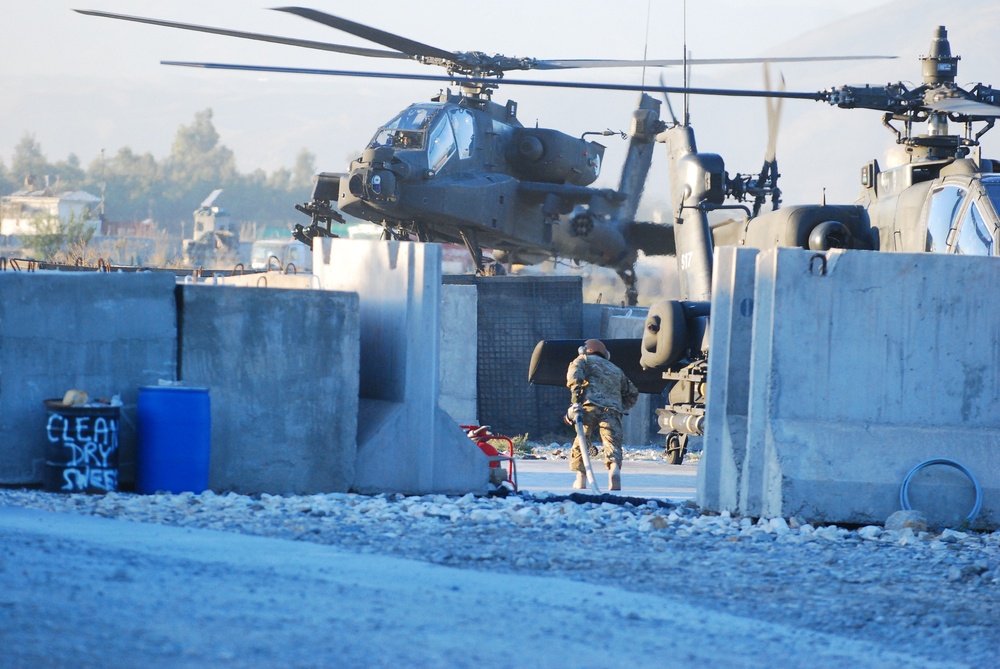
top-left (3, 0), bottom-right (997, 209)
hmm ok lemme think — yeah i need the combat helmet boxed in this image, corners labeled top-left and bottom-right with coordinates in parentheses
top-left (583, 338), bottom-right (610, 360)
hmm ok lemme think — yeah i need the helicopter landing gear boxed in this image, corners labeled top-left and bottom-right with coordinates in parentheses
top-left (664, 431), bottom-right (687, 465)
top-left (459, 230), bottom-right (485, 274)
top-left (292, 222), bottom-right (338, 247)
top-left (617, 267), bottom-right (639, 306)
top-left (459, 230), bottom-right (506, 276)
top-left (292, 194), bottom-right (345, 247)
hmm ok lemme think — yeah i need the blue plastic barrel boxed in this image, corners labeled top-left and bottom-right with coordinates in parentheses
top-left (136, 386), bottom-right (211, 494)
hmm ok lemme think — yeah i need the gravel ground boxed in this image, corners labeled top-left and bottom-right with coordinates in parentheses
top-left (1, 446), bottom-right (998, 669)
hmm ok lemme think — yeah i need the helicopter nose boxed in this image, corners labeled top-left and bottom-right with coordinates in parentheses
top-left (347, 168), bottom-right (397, 202)
top-left (367, 169), bottom-right (397, 201)
top-left (348, 173), bottom-right (365, 197)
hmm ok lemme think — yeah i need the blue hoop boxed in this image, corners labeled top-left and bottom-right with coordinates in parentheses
top-left (899, 458), bottom-right (983, 525)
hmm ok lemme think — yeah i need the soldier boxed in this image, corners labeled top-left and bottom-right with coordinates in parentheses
top-left (566, 339), bottom-right (638, 490)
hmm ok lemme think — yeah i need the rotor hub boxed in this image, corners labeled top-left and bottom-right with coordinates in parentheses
top-left (921, 26), bottom-right (959, 86)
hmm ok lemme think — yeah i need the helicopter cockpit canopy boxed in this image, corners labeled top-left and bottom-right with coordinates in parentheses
top-left (369, 103), bottom-right (476, 172)
top-left (924, 176), bottom-right (1000, 256)
top-left (370, 104), bottom-right (436, 150)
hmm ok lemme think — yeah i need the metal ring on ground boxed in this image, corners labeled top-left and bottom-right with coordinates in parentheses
top-left (899, 458), bottom-right (983, 524)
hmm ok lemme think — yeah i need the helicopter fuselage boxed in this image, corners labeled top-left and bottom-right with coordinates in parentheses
top-left (337, 94), bottom-right (656, 270)
top-left (333, 92), bottom-right (643, 270)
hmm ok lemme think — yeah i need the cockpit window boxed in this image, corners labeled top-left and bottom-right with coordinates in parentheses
top-left (925, 185), bottom-right (966, 252)
top-left (369, 104), bottom-right (443, 150)
top-left (449, 109), bottom-right (475, 159)
top-left (955, 201), bottom-right (994, 256)
top-left (981, 178), bottom-right (1000, 212)
top-left (427, 115), bottom-right (457, 171)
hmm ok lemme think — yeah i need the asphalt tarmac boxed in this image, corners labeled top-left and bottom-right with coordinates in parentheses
top-left (511, 458), bottom-right (698, 501)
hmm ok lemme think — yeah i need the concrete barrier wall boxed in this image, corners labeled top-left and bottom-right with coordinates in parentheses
top-left (439, 284), bottom-right (478, 425)
top-left (178, 284), bottom-right (360, 494)
top-left (705, 247), bottom-right (1000, 529)
top-left (0, 272), bottom-right (177, 485)
top-left (699, 247), bottom-right (759, 512)
top-left (315, 239), bottom-right (487, 495)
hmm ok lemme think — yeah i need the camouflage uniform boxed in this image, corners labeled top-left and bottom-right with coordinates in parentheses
top-left (566, 352), bottom-right (639, 472)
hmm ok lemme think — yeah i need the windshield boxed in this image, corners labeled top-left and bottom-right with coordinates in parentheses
top-left (955, 201), bottom-right (993, 256)
top-left (450, 108), bottom-right (475, 159)
top-left (925, 185), bottom-right (966, 252)
top-left (427, 115), bottom-right (457, 171)
top-left (981, 177), bottom-right (1000, 213)
top-left (369, 103), bottom-right (444, 150)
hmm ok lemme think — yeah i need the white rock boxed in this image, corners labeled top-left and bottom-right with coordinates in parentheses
top-left (939, 529), bottom-right (968, 543)
top-left (857, 525), bottom-right (882, 540)
top-left (813, 526), bottom-right (843, 541)
top-left (765, 517), bottom-right (790, 536)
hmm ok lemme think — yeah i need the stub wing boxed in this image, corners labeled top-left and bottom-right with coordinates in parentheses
top-left (625, 221), bottom-right (676, 256)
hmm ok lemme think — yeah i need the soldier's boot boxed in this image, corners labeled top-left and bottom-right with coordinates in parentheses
top-left (609, 463), bottom-right (621, 491)
top-left (573, 471), bottom-right (587, 490)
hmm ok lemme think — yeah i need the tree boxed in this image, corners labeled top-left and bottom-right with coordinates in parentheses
top-left (53, 154), bottom-right (85, 190)
top-left (87, 147), bottom-right (161, 223)
top-left (160, 109), bottom-right (239, 231)
top-left (11, 133), bottom-right (50, 189)
top-left (292, 148), bottom-right (316, 192)
top-left (0, 159), bottom-right (15, 196)
top-left (7, 109), bottom-right (325, 240)
top-left (21, 212), bottom-right (95, 261)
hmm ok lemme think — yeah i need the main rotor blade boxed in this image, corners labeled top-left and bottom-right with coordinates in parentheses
top-left (535, 54), bottom-right (896, 70)
top-left (75, 9), bottom-right (410, 61)
top-left (658, 72), bottom-right (680, 124)
top-left (927, 97), bottom-right (1000, 118)
top-left (274, 7), bottom-right (458, 62)
top-left (763, 65), bottom-right (785, 163)
top-left (161, 61), bottom-right (828, 101)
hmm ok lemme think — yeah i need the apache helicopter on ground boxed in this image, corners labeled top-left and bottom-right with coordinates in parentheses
top-left (77, 6), bottom-right (890, 305)
top-left (532, 25), bottom-right (1000, 463)
top-left (637, 25), bottom-right (1000, 462)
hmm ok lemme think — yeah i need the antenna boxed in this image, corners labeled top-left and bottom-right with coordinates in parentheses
top-left (641, 0), bottom-right (652, 88)
top-left (682, 0), bottom-right (689, 124)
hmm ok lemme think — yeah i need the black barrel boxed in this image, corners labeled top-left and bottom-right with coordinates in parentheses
top-left (43, 399), bottom-right (121, 494)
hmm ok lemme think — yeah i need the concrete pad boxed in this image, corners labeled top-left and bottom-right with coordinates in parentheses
top-left (0, 272), bottom-right (177, 485)
top-left (212, 271), bottom-right (315, 289)
top-left (179, 284), bottom-right (360, 494)
top-left (515, 458), bottom-right (697, 502)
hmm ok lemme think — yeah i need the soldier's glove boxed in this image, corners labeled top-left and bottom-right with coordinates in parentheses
top-left (565, 403), bottom-right (582, 424)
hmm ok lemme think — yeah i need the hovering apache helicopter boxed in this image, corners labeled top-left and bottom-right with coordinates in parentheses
top-left (77, 6), bottom-right (889, 305)
top-left (638, 25), bottom-right (1000, 462)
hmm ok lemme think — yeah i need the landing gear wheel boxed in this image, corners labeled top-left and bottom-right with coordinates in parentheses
top-left (483, 259), bottom-right (507, 276)
top-left (616, 267), bottom-right (639, 306)
top-left (664, 432), bottom-right (687, 465)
